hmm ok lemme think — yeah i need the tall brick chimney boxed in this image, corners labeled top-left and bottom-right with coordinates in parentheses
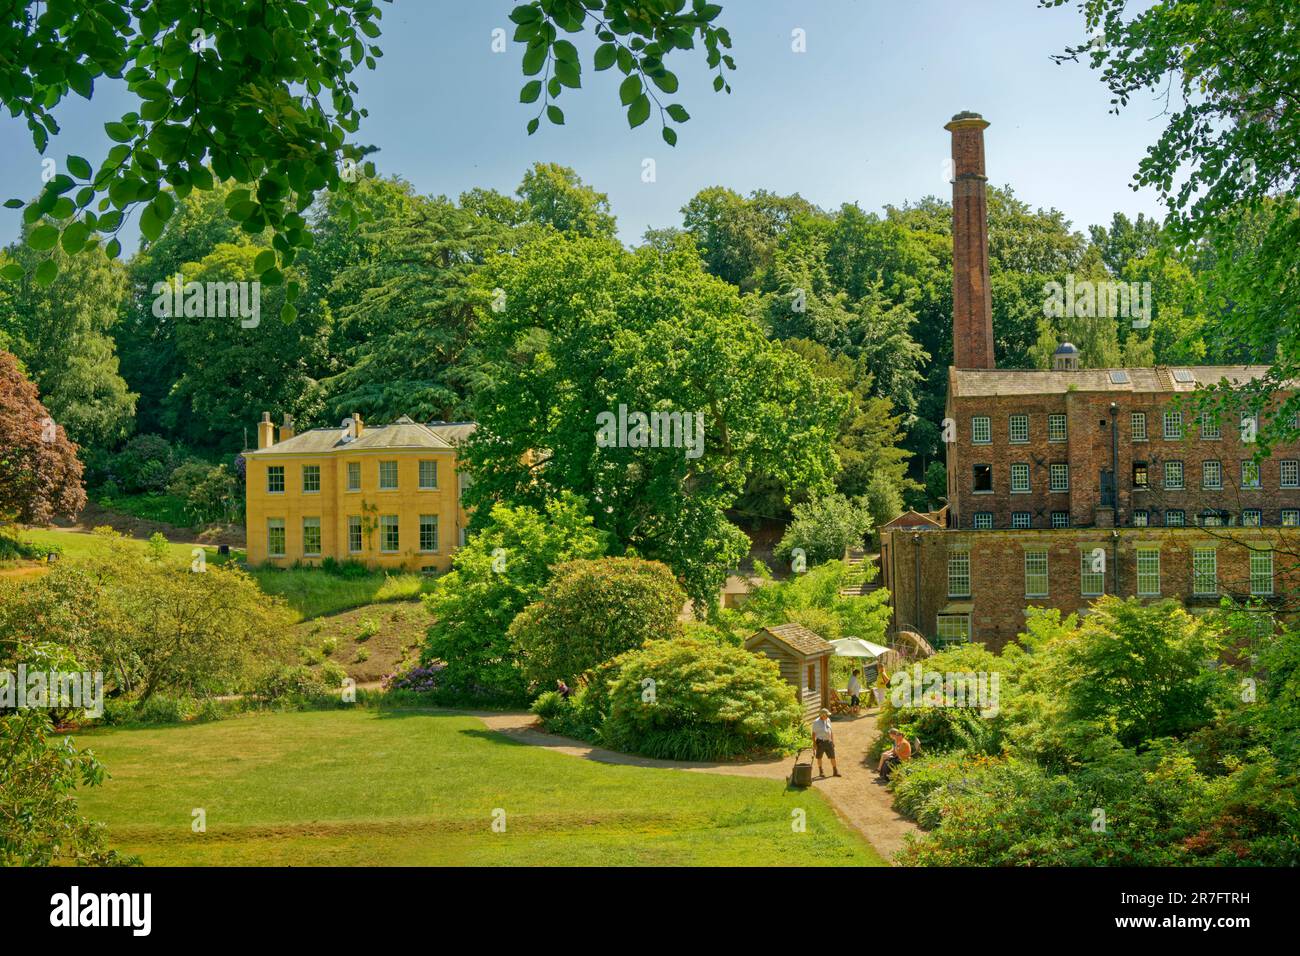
top-left (945, 111), bottom-right (995, 369)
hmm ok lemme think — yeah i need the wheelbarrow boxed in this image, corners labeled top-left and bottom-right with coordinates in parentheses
top-left (790, 748), bottom-right (813, 788)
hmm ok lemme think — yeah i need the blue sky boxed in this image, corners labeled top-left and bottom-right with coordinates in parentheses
top-left (0, 0), bottom-right (1169, 251)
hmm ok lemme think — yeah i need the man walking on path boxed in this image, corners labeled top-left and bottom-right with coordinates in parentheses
top-left (811, 708), bottom-right (840, 778)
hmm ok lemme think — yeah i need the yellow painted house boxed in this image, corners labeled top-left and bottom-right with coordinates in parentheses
top-left (244, 412), bottom-right (474, 572)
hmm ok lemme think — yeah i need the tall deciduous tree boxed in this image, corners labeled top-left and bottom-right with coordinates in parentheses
top-left (0, 349), bottom-right (85, 525)
top-left (466, 232), bottom-right (846, 607)
top-left (0, 236), bottom-right (135, 449)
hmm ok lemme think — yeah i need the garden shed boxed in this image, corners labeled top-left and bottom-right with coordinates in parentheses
top-left (745, 623), bottom-right (833, 720)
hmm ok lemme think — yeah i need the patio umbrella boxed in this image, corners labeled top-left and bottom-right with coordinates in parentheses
top-left (829, 637), bottom-right (890, 658)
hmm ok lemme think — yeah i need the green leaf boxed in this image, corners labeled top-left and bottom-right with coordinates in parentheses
top-left (60, 220), bottom-right (90, 253)
top-left (547, 105), bottom-right (565, 125)
top-left (527, 117), bottom-right (540, 135)
top-left (619, 74), bottom-right (642, 106)
top-left (66, 155), bottom-right (93, 180)
top-left (662, 126), bottom-right (678, 147)
top-left (34, 259), bottom-right (58, 287)
top-left (594, 43), bottom-right (617, 71)
top-left (554, 59), bottom-right (580, 88)
top-left (650, 70), bottom-right (679, 94)
top-left (104, 121), bottom-right (134, 143)
top-left (0, 263), bottom-right (23, 282)
top-left (105, 238), bottom-right (121, 259)
top-left (522, 42), bottom-right (547, 76)
top-left (254, 250), bottom-right (277, 273)
top-left (553, 40), bottom-right (578, 64)
top-left (509, 4), bottom-right (542, 25)
top-left (627, 94), bottom-right (651, 129)
top-left (28, 224), bottom-right (58, 251)
top-left (139, 203), bottom-right (164, 241)
top-left (666, 104), bottom-right (690, 123)
top-left (520, 80), bottom-right (543, 103)
top-left (280, 303), bottom-right (298, 323)
top-left (4, 198), bottom-right (23, 209)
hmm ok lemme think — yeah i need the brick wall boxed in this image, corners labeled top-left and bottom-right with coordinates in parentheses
top-left (946, 388), bottom-right (1300, 530)
top-left (881, 526), bottom-right (1300, 651)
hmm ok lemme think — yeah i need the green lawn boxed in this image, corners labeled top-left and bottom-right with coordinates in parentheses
top-left (248, 567), bottom-right (435, 621)
top-left (17, 528), bottom-right (237, 565)
top-left (75, 709), bottom-right (882, 866)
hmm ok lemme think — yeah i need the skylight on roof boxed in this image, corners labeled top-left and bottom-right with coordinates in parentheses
top-left (1172, 369), bottom-right (1195, 383)
top-left (1109, 370), bottom-right (1130, 385)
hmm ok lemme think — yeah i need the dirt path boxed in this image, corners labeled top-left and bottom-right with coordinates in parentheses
top-left (472, 708), bottom-right (920, 862)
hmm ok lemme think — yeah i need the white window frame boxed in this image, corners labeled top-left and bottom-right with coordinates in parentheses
top-left (947, 550), bottom-right (971, 598)
top-left (1011, 512), bottom-right (1031, 529)
top-left (1280, 460), bottom-right (1299, 488)
top-left (378, 460), bottom-right (399, 490)
top-left (1047, 414), bottom-right (1068, 443)
top-left (1202, 460), bottom-right (1222, 490)
top-left (971, 416), bottom-right (991, 445)
top-left (1049, 463), bottom-right (1069, 493)
top-left (1010, 462), bottom-right (1030, 494)
top-left (380, 514), bottom-right (400, 553)
top-left (1008, 414), bottom-right (1029, 444)
top-left (1241, 460), bottom-right (1261, 489)
top-left (1130, 411), bottom-right (1147, 441)
top-left (302, 516), bottom-right (322, 557)
top-left (419, 459), bottom-right (439, 490)
top-left (302, 464), bottom-right (321, 494)
top-left (1163, 410), bottom-right (1183, 440)
top-left (266, 465), bottom-right (285, 494)
top-left (347, 515), bottom-right (363, 554)
top-left (1164, 510), bottom-right (1185, 527)
top-left (1051, 511), bottom-right (1070, 528)
top-left (1136, 549), bottom-right (1161, 596)
top-left (936, 614), bottom-right (971, 644)
top-left (1284, 510), bottom-right (1300, 527)
top-left (1242, 509), bottom-right (1262, 527)
top-left (267, 517), bottom-right (286, 558)
top-left (1024, 550), bottom-right (1049, 598)
top-left (1080, 549), bottom-right (1105, 597)
top-left (1250, 550), bottom-right (1274, 596)
top-left (1192, 547), bottom-right (1217, 596)
top-left (1164, 460), bottom-right (1184, 490)
top-left (419, 514), bottom-right (439, 553)
top-left (346, 461), bottom-right (361, 492)
top-left (1199, 411), bottom-right (1220, 440)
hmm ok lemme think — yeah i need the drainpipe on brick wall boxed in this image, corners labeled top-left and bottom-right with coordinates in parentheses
top-left (1110, 402), bottom-right (1120, 595)
top-left (912, 533), bottom-right (922, 632)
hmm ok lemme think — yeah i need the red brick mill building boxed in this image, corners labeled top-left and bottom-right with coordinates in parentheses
top-left (879, 112), bottom-right (1300, 650)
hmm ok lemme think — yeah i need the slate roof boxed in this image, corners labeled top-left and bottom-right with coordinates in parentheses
top-left (425, 421), bottom-right (477, 445)
top-left (246, 416), bottom-right (458, 456)
top-left (748, 623), bottom-right (833, 657)
top-left (950, 365), bottom-right (1279, 399)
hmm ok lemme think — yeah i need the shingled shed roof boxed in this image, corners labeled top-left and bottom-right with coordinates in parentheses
top-left (950, 365), bottom-right (1279, 399)
top-left (747, 623), bottom-right (833, 658)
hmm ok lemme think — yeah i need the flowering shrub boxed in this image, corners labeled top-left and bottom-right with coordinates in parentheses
top-left (384, 664), bottom-right (444, 694)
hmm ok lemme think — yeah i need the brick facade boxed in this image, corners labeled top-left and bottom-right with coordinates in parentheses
top-left (881, 526), bottom-right (1300, 651)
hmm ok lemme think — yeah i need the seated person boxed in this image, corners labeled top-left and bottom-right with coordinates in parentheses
top-left (875, 727), bottom-right (913, 777)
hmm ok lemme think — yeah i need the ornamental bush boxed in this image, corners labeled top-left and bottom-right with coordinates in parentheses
top-left (509, 557), bottom-right (685, 690)
top-left (597, 638), bottom-right (803, 761)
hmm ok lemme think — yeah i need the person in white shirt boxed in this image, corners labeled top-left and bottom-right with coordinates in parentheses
top-left (847, 669), bottom-right (862, 707)
top-left (810, 708), bottom-right (840, 777)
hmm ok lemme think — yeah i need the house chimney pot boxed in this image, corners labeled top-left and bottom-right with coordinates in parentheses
top-left (257, 411), bottom-right (276, 449)
top-left (279, 413), bottom-right (295, 442)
